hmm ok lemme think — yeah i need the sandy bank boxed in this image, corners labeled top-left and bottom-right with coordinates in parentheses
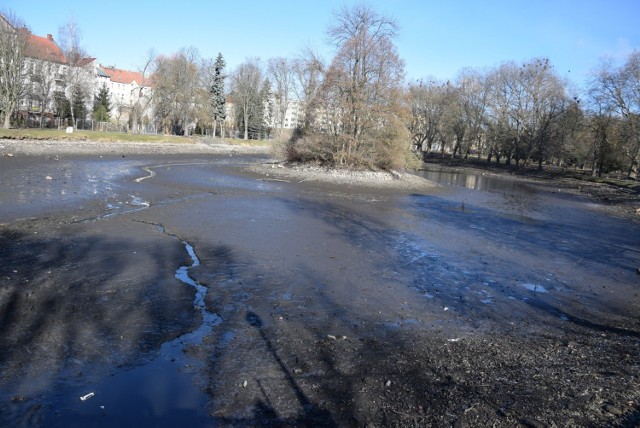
top-left (249, 162), bottom-right (437, 190)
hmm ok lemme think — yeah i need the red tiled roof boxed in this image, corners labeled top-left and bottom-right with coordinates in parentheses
top-left (77, 57), bottom-right (96, 67)
top-left (20, 30), bottom-right (67, 64)
top-left (101, 66), bottom-right (148, 86)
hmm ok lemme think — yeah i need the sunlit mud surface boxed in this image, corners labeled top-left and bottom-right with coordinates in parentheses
top-left (0, 153), bottom-right (638, 427)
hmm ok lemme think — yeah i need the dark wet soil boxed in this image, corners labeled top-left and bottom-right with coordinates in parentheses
top-left (0, 152), bottom-right (639, 427)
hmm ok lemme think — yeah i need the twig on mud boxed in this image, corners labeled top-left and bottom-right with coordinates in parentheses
top-left (391, 408), bottom-right (417, 418)
top-left (464, 402), bottom-right (480, 413)
top-left (258, 178), bottom-right (290, 183)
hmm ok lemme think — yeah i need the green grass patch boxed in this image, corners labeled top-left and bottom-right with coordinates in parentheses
top-left (0, 128), bottom-right (195, 144)
top-left (0, 128), bottom-right (275, 147)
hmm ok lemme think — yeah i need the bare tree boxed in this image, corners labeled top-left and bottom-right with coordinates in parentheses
top-left (292, 47), bottom-right (324, 131)
top-left (152, 47), bottom-right (200, 135)
top-left (520, 58), bottom-right (568, 169)
top-left (408, 79), bottom-right (448, 153)
top-left (231, 58), bottom-right (263, 139)
top-left (585, 78), bottom-right (617, 177)
top-left (485, 59), bottom-right (568, 168)
top-left (591, 51), bottom-right (640, 179)
top-left (455, 68), bottom-right (491, 159)
top-left (130, 48), bottom-right (156, 133)
top-left (315, 3), bottom-right (407, 167)
top-left (267, 57), bottom-right (295, 136)
top-left (326, 4), bottom-right (403, 141)
top-left (58, 16), bottom-right (92, 125)
top-left (28, 59), bottom-right (57, 127)
top-left (0, 11), bottom-right (28, 128)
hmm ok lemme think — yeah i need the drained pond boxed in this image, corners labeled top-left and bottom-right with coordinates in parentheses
top-left (1, 154), bottom-right (638, 427)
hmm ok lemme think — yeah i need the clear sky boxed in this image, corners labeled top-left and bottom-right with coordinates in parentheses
top-left (3, 0), bottom-right (639, 91)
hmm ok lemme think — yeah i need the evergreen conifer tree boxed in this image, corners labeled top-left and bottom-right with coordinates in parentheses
top-left (210, 53), bottom-right (226, 137)
top-left (71, 85), bottom-right (88, 123)
top-left (93, 84), bottom-right (111, 122)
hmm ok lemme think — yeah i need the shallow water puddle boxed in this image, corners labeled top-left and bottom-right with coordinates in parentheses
top-left (38, 240), bottom-right (220, 426)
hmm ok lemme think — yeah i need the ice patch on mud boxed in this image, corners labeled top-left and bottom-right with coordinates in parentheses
top-left (129, 195), bottom-right (150, 207)
top-left (522, 283), bottom-right (548, 293)
top-left (175, 241), bottom-right (222, 336)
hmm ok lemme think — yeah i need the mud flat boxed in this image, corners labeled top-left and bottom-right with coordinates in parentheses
top-left (0, 147), bottom-right (639, 427)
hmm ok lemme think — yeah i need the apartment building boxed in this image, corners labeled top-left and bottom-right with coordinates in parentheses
top-left (99, 65), bottom-right (152, 125)
top-left (20, 31), bottom-right (69, 125)
top-left (1, 14), bottom-right (152, 128)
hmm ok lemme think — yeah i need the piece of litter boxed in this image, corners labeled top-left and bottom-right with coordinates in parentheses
top-left (100, 405), bottom-right (105, 409)
top-left (242, 380), bottom-right (247, 388)
top-left (45, 176), bottom-right (53, 180)
top-left (448, 338), bottom-right (461, 342)
top-left (443, 306), bottom-right (449, 311)
top-left (385, 380), bottom-right (392, 387)
top-left (327, 334), bottom-right (337, 340)
top-left (80, 392), bottom-right (95, 401)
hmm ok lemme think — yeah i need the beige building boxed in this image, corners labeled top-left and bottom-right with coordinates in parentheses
top-left (99, 65), bottom-right (152, 127)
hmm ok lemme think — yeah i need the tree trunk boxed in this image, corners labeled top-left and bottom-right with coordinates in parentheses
top-left (626, 141), bottom-right (639, 180)
top-left (213, 119), bottom-right (217, 138)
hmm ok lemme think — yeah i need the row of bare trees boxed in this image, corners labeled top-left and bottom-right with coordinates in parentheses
top-left (588, 52), bottom-right (640, 178)
top-left (409, 59), bottom-right (570, 167)
top-left (407, 52), bottom-right (640, 178)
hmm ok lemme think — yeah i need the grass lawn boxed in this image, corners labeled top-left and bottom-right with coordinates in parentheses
top-left (0, 128), bottom-right (273, 146)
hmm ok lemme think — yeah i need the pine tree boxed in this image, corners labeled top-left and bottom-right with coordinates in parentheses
top-left (93, 84), bottom-right (111, 122)
top-left (71, 85), bottom-right (88, 123)
top-left (54, 91), bottom-right (71, 120)
top-left (210, 53), bottom-right (226, 138)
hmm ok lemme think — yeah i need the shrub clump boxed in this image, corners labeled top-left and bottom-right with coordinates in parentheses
top-left (284, 117), bottom-right (418, 172)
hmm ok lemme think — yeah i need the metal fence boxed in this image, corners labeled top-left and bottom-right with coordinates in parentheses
top-left (15, 115), bottom-right (159, 134)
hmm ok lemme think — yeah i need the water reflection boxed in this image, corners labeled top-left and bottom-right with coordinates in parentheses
top-left (415, 167), bottom-right (530, 194)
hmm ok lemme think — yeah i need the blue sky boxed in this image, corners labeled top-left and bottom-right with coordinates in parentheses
top-left (3, 0), bottom-right (639, 90)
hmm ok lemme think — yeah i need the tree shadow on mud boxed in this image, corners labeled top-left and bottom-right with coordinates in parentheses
top-left (272, 194), bottom-right (627, 328)
top-left (524, 297), bottom-right (640, 338)
top-left (203, 243), bottom-right (640, 427)
top-left (214, 312), bottom-right (337, 427)
top-left (0, 226), bottom-right (203, 426)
